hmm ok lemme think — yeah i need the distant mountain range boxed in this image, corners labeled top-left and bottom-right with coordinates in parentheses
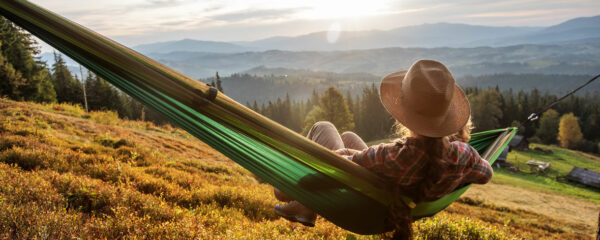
top-left (147, 42), bottom-right (600, 78)
top-left (132, 15), bottom-right (600, 53)
top-left (133, 39), bottom-right (259, 54)
top-left (38, 14), bottom-right (600, 87)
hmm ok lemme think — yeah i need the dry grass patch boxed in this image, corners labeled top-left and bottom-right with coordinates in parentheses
top-left (464, 182), bottom-right (599, 236)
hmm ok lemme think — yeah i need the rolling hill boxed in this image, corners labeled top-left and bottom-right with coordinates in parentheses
top-left (149, 42), bottom-right (600, 78)
top-left (0, 98), bottom-right (596, 239)
top-left (133, 39), bottom-right (256, 54)
top-left (199, 67), bottom-right (598, 104)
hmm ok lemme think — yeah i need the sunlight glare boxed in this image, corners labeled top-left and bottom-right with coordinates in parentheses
top-left (326, 22), bottom-right (341, 43)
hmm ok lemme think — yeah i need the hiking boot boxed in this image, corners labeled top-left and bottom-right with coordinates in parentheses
top-left (273, 188), bottom-right (293, 202)
top-left (274, 201), bottom-right (316, 227)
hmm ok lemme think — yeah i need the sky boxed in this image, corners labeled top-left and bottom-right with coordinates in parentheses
top-left (29, 0), bottom-right (600, 51)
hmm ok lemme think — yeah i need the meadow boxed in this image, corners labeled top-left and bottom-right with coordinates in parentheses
top-left (0, 98), bottom-right (597, 239)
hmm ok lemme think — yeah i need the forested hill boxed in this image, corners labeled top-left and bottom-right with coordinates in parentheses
top-left (202, 67), bottom-right (597, 104)
top-left (148, 42), bottom-right (600, 78)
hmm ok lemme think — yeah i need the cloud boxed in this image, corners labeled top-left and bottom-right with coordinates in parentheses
top-left (210, 8), bottom-right (304, 23)
top-left (28, 0), bottom-right (600, 48)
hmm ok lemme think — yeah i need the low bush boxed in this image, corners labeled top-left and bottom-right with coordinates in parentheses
top-left (0, 147), bottom-right (57, 171)
top-left (89, 111), bottom-right (119, 125)
top-left (414, 215), bottom-right (510, 240)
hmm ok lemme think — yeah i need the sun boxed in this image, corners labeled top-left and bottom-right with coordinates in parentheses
top-left (299, 0), bottom-right (391, 20)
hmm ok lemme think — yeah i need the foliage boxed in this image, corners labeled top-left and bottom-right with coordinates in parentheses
top-left (557, 113), bottom-right (583, 149)
top-left (301, 106), bottom-right (325, 134)
top-left (355, 83), bottom-right (394, 142)
top-left (414, 215), bottom-right (510, 240)
top-left (497, 143), bottom-right (600, 203)
top-left (535, 109), bottom-right (559, 144)
top-left (89, 110), bottom-right (120, 125)
top-left (0, 41), bottom-right (26, 99)
top-left (469, 89), bottom-right (503, 131)
top-left (302, 87), bottom-right (354, 134)
top-left (50, 53), bottom-right (83, 104)
top-left (0, 16), bottom-right (56, 102)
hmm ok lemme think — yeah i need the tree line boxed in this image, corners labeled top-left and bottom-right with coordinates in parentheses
top-left (2, 16), bottom-right (598, 153)
top-left (0, 17), bottom-right (169, 123)
top-left (251, 85), bottom-right (600, 153)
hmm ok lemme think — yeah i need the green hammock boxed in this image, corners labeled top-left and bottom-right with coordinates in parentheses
top-left (0, 1), bottom-right (516, 235)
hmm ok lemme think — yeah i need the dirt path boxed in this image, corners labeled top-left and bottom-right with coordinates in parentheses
top-left (465, 182), bottom-right (600, 235)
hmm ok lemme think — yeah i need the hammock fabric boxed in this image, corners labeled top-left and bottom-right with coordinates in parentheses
top-left (0, 1), bottom-right (516, 235)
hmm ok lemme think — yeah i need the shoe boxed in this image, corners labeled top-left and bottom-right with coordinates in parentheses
top-left (274, 201), bottom-right (316, 227)
top-left (273, 188), bottom-right (293, 202)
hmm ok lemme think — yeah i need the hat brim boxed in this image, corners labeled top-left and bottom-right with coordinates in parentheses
top-left (379, 70), bottom-right (470, 138)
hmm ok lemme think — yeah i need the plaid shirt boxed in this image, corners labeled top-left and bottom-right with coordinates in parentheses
top-left (335, 138), bottom-right (492, 200)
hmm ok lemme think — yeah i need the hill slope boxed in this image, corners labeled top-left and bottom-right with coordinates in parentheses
top-left (148, 42), bottom-right (600, 78)
top-left (133, 39), bottom-right (256, 54)
top-left (0, 99), bottom-right (594, 239)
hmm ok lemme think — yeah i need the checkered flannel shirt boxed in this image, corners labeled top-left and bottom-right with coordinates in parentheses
top-left (335, 137), bottom-right (493, 200)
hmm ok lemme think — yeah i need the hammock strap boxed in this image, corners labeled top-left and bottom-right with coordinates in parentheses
top-left (525, 73), bottom-right (600, 124)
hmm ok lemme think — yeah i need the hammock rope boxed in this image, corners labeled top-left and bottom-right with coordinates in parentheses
top-left (0, 0), bottom-right (516, 234)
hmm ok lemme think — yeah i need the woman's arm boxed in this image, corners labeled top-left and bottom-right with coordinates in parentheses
top-left (462, 144), bottom-right (494, 184)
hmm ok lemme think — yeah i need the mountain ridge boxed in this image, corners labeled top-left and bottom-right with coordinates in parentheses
top-left (131, 15), bottom-right (598, 53)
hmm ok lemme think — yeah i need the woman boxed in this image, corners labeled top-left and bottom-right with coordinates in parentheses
top-left (273, 60), bottom-right (493, 239)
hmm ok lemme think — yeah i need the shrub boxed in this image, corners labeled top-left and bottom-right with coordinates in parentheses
top-left (114, 138), bottom-right (135, 148)
top-left (89, 111), bottom-right (119, 125)
top-left (576, 139), bottom-right (598, 153)
top-left (414, 215), bottom-right (510, 240)
top-left (44, 102), bottom-right (86, 117)
top-left (0, 147), bottom-right (55, 171)
top-left (0, 134), bottom-right (29, 150)
top-left (48, 173), bottom-right (116, 214)
top-left (527, 136), bottom-right (542, 144)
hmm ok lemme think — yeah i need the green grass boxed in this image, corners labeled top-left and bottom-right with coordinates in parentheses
top-left (492, 169), bottom-right (600, 204)
top-left (506, 143), bottom-right (600, 175)
top-left (490, 144), bottom-right (600, 204)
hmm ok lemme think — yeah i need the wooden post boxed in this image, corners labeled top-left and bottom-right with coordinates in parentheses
top-left (79, 65), bottom-right (89, 113)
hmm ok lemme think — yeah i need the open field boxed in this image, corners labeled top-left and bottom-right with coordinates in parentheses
top-left (0, 98), bottom-right (597, 239)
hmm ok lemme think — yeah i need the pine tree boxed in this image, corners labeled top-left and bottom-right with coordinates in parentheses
top-left (302, 87), bottom-right (354, 134)
top-left (215, 71), bottom-right (223, 93)
top-left (51, 53), bottom-right (82, 104)
top-left (85, 72), bottom-right (123, 112)
top-left (0, 16), bottom-right (56, 102)
top-left (0, 41), bottom-right (26, 98)
top-left (535, 109), bottom-right (560, 144)
top-left (346, 91), bottom-right (354, 115)
top-left (582, 112), bottom-right (600, 141)
top-left (470, 89), bottom-right (503, 131)
top-left (557, 113), bottom-right (583, 149)
top-left (355, 84), bottom-right (393, 141)
top-left (252, 100), bottom-right (259, 112)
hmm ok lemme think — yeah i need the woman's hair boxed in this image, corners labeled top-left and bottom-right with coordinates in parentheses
top-left (389, 121), bottom-right (457, 240)
top-left (393, 116), bottom-right (474, 142)
top-left (448, 117), bottom-right (474, 143)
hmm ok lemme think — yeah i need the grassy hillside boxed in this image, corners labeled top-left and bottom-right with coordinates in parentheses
top-left (494, 144), bottom-right (600, 203)
top-left (0, 98), bottom-right (595, 239)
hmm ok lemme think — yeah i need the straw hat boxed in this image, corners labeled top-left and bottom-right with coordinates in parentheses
top-left (379, 60), bottom-right (470, 137)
